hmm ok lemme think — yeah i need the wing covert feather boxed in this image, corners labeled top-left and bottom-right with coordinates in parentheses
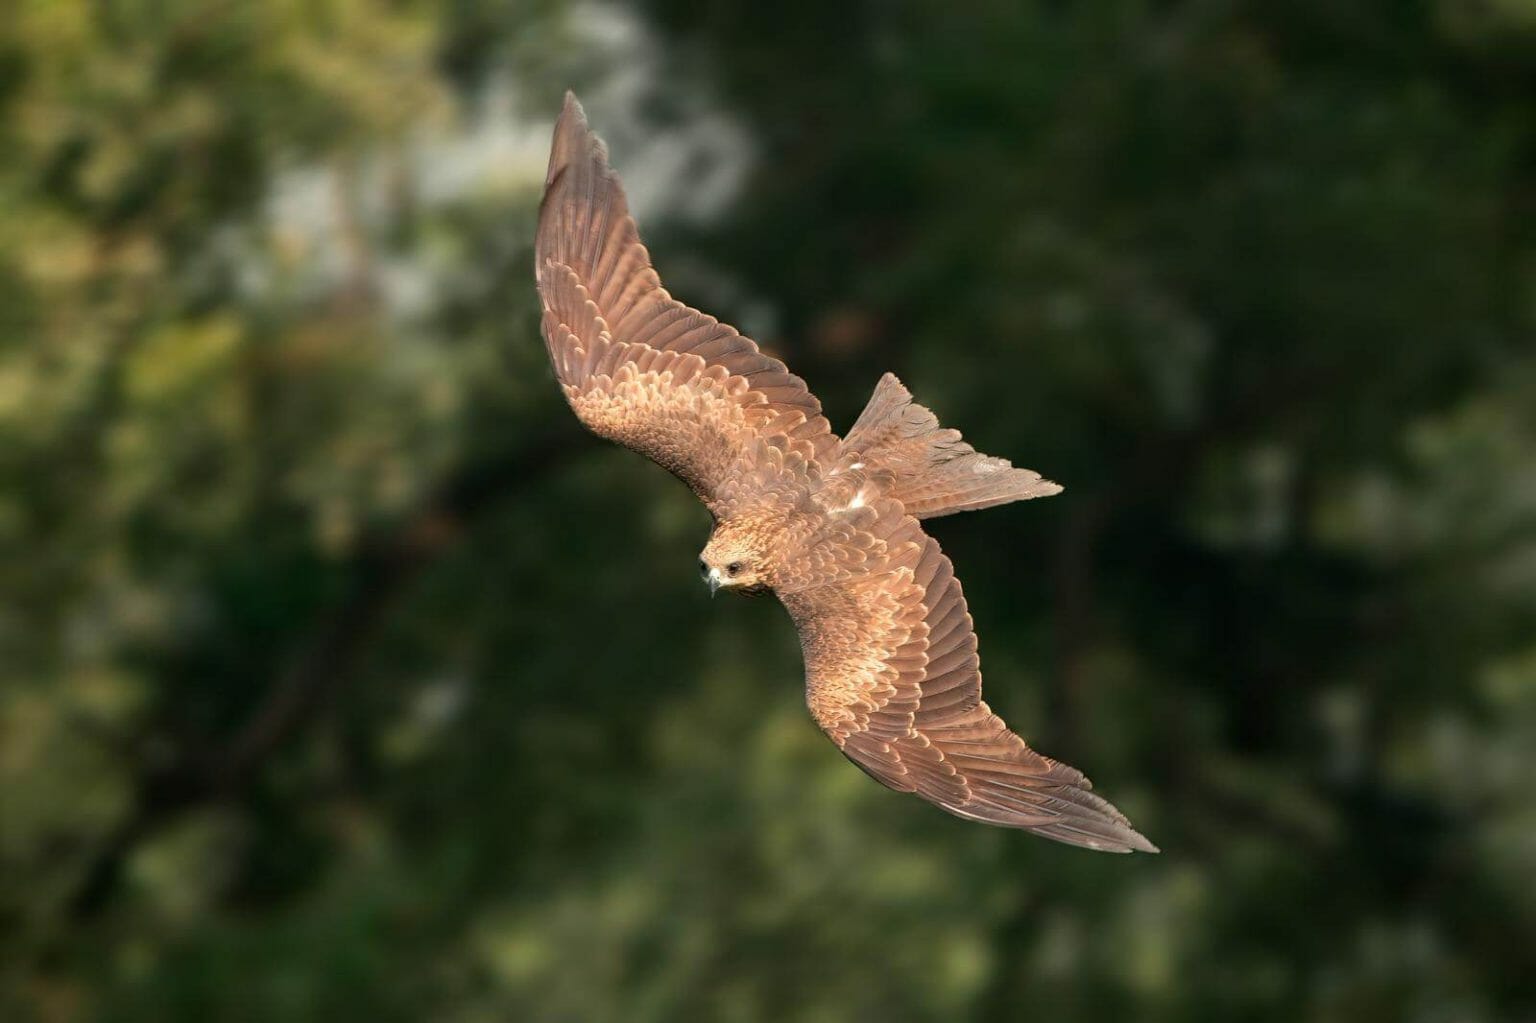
top-left (783, 513), bottom-right (1156, 854)
top-left (536, 93), bottom-right (835, 508)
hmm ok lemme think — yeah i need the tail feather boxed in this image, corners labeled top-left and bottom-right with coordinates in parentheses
top-left (843, 373), bottom-right (1061, 519)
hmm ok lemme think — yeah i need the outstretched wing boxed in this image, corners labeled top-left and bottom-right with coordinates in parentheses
top-left (537, 93), bottom-right (836, 511)
top-left (780, 505), bottom-right (1156, 853)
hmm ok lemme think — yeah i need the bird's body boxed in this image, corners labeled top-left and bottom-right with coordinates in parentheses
top-left (537, 93), bottom-right (1155, 854)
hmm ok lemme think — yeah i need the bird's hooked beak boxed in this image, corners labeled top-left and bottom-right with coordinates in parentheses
top-left (706, 566), bottom-right (723, 596)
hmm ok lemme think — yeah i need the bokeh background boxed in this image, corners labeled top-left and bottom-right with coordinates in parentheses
top-left (4, 1), bottom-right (1536, 1020)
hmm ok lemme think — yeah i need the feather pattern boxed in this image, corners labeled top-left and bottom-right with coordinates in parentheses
top-left (536, 94), bottom-right (1155, 854)
top-left (537, 93), bottom-right (834, 512)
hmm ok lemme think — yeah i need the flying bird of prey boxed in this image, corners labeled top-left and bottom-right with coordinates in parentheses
top-left (536, 93), bottom-right (1155, 853)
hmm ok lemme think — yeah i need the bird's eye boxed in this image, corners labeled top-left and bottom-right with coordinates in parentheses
top-left (727, 562), bottom-right (744, 576)
top-left (699, 560), bottom-right (709, 578)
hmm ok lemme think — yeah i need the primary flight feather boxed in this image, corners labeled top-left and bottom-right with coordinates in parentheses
top-left (536, 93), bottom-right (1156, 854)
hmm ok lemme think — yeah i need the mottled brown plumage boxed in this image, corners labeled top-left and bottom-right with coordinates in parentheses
top-left (536, 93), bottom-right (1156, 853)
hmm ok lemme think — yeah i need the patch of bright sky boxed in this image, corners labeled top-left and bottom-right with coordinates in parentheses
top-left (258, 3), bottom-right (754, 323)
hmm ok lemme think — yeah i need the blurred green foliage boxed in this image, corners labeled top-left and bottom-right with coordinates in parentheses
top-left (3, 1), bottom-right (1535, 1020)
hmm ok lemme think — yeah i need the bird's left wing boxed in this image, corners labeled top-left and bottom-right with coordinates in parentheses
top-left (779, 503), bottom-right (1156, 853)
top-left (537, 94), bottom-right (836, 511)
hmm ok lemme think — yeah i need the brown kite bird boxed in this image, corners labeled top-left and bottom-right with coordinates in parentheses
top-left (536, 93), bottom-right (1155, 853)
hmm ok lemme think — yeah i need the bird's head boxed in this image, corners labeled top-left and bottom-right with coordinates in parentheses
top-left (699, 524), bottom-right (769, 596)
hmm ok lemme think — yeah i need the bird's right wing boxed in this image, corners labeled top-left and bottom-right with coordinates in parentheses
top-left (779, 505), bottom-right (1156, 853)
top-left (537, 93), bottom-right (836, 512)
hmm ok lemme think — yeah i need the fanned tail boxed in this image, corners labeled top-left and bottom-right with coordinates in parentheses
top-left (842, 373), bottom-right (1061, 519)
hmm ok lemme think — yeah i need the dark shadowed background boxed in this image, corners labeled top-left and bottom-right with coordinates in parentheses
top-left (3, 2), bottom-right (1535, 1020)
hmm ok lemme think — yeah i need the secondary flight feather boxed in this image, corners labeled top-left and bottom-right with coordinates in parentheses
top-left (536, 93), bottom-right (1156, 853)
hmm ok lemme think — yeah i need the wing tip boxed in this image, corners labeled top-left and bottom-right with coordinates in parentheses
top-left (1046, 812), bottom-right (1159, 854)
top-left (547, 89), bottom-right (606, 187)
top-left (559, 90), bottom-right (588, 135)
top-left (1120, 829), bottom-right (1161, 854)
top-left (1033, 819), bottom-right (1159, 855)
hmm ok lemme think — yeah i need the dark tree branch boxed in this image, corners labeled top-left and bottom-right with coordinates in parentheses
top-left (67, 430), bottom-right (584, 919)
